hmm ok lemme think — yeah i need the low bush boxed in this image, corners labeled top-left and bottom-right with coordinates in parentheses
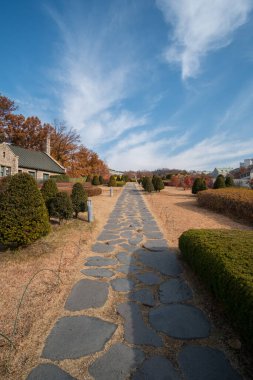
top-left (48, 192), bottom-right (73, 223)
top-left (197, 188), bottom-right (253, 223)
top-left (86, 187), bottom-right (102, 197)
top-left (0, 173), bottom-right (50, 247)
top-left (179, 229), bottom-right (253, 348)
top-left (116, 181), bottom-right (126, 187)
top-left (50, 174), bottom-right (70, 182)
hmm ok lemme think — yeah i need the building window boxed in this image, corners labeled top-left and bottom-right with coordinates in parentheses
top-left (28, 171), bottom-right (36, 178)
top-left (43, 173), bottom-right (49, 181)
top-left (0, 166), bottom-right (11, 177)
top-left (18, 170), bottom-right (22, 173)
top-left (5, 167), bottom-right (11, 176)
top-left (3, 151), bottom-right (5, 158)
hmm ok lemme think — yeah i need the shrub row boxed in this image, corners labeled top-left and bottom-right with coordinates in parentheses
top-left (179, 229), bottom-right (253, 348)
top-left (197, 188), bottom-right (253, 224)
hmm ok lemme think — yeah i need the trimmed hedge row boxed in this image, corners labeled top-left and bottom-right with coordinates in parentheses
top-left (179, 229), bottom-right (253, 348)
top-left (197, 188), bottom-right (253, 224)
top-left (86, 187), bottom-right (102, 197)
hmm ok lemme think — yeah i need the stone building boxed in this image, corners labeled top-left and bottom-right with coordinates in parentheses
top-left (0, 139), bottom-right (65, 181)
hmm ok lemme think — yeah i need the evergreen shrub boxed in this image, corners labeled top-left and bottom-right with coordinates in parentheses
top-left (48, 192), bottom-right (73, 223)
top-left (192, 177), bottom-right (207, 194)
top-left (41, 178), bottom-right (58, 205)
top-left (0, 173), bottom-right (50, 247)
top-left (108, 176), bottom-right (117, 187)
top-left (99, 175), bottom-right (104, 185)
top-left (225, 175), bottom-right (235, 187)
top-left (71, 183), bottom-right (88, 217)
top-left (213, 174), bottom-right (226, 189)
top-left (92, 175), bottom-right (100, 186)
top-left (179, 229), bottom-right (253, 348)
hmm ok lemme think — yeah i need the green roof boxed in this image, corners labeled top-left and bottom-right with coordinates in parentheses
top-left (9, 145), bottom-right (65, 174)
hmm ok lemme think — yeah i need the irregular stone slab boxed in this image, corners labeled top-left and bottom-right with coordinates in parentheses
top-left (144, 231), bottom-right (164, 240)
top-left (97, 232), bottom-right (119, 241)
top-left (42, 316), bottom-right (117, 360)
top-left (120, 243), bottom-right (136, 252)
top-left (159, 279), bottom-right (193, 303)
top-left (178, 345), bottom-right (242, 380)
top-left (116, 251), bottom-right (134, 264)
top-left (81, 268), bottom-right (114, 278)
top-left (91, 243), bottom-right (115, 254)
top-left (103, 224), bottom-right (120, 231)
top-left (143, 240), bottom-right (169, 251)
top-left (85, 256), bottom-right (118, 267)
top-left (108, 238), bottom-right (126, 245)
top-left (65, 280), bottom-right (109, 311)
top-left (137, 251), bottom-right (182, 276)
top-left (121, 230), bottom-right (134, 239)
top-left (116, 265), bottom-right (140, 274)
top-left (129, 235), bottom-right (143, 246)
top-left (117, 302), bottom-right (163, 347)
top-left (27, 364), bottom-right (76, 380)
top-left (89, 343), bottom-right (145, 380)
top-left (129, 288), bottom-right (155, 307)
top-left (111, 278), bottom-right (135, 292)
top-left (135, 272), bottom-right (161, 285)
top-left (132, 355), bottom-right (181, 380)
top-left (149, 304), bottom-right (210, 339)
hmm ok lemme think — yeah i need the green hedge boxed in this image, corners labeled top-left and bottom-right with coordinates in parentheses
top-left (179, 229), bottom-right (253, 348)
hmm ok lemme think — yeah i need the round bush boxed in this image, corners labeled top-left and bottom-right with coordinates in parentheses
top-left (71, 183), bottom-right (88, 217)
top-left (48, 192), bottom-right (73, 223)
top-left (0, 173), bottom-right (50, 247)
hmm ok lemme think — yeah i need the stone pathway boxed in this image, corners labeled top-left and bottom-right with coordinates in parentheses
top-left (27, 183), bottom-right (242, 380)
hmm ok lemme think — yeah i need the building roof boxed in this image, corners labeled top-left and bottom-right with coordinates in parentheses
top-left (9, 145), bottom-right (65, 174)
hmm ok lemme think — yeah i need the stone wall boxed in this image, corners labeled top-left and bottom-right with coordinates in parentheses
top-left (0, 143), bottom-right (18, 176)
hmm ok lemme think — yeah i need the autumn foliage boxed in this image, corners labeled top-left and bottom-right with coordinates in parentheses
top-left (0, 94), bottom-right (109, 178)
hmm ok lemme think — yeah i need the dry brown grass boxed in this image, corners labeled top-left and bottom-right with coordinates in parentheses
top-left (144, 186), bottom-right (252, 250)
top-left (0, 187), bottom-right (122, 380)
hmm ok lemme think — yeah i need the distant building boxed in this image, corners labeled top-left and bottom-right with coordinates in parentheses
top-left (240, 158), bottom-right (253, 168)
top-left (210, 168), bottom-right (233, 178)
top-left (109, 168), bottom-right (124, 176)
top-left (0, 138), bottom-right (65, 181)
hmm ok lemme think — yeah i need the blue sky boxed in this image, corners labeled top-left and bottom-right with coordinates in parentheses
top-left (1, 0), bottom-right (253, 171)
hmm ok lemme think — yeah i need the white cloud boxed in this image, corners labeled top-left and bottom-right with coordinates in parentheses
top-left (156, 0), bottom-right (253, 79)
top-left (108, 131), bottom-right (253, 171)
top-left (47, 4), bottom-right (146, 149)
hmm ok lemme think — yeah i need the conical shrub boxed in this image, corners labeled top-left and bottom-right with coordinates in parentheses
top-left (0, 173), bottom-right (50, 247)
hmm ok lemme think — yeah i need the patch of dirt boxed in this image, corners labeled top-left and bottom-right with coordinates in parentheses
top-left (0, 187), bottom-right (122, 380)
top-left (143, 185), bottom-right (253, 379)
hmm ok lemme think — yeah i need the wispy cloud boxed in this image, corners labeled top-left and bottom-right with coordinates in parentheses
top-left (156, 0), bottom-right (253, 79)
top-left (46, 2), bottom-right (147, 149)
